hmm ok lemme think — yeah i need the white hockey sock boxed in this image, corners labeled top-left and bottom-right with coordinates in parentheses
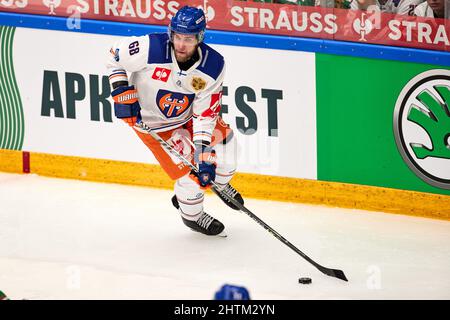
top-left (214, 135), bottom-right (237, 190)
top-left (174, 174), bottom-right (204, 221)
top-left (214, 169), bottom-right (236, 190)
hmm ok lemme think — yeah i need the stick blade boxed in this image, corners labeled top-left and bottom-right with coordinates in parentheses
top-left (319, 266), bottom-right (348, 282)
top-left (331, 269), bottom-right (348, 282)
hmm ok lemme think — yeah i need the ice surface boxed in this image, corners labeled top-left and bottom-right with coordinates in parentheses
top-left (0, 173), bottom-right (448, 300)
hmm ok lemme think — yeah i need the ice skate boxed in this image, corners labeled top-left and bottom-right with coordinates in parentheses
top-left (172, 196), bottom-right (227, 237)
top-left (215, 183), bottom-right (244, 211)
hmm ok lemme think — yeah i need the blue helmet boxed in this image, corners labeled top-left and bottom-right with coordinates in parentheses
top-left (169, 6), bottom-right (206, 43)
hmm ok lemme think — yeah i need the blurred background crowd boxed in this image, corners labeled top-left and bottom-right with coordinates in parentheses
top-left (237, 0), bottom-right (447, 19)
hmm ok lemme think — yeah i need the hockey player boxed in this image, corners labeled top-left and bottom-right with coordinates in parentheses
top-left (106, 6), bottom-right (243, 236)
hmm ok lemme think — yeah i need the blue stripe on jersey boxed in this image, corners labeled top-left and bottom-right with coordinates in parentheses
top-left (197, 43), bottom-right (224, 80)
top-left (109, 71), bottom-right (127, 76)
top-left (194, 131), bottom-right (212, 136)
top-left (148, 33), bottom-right (172, 64)
top-left (147, 116), bottom-right (192, 132)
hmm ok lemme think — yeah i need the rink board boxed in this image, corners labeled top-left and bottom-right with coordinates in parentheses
top-left (0, 21), bottom-right (450, 219)
top-left (1, 149), bottom-right (449, 220)
top-left (1, 26), bottom-right (317, 180)
top-left (316, 55), bottom-right (450, 196)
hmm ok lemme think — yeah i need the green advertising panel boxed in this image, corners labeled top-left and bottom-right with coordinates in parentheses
top-left (0, 26), bottom-right (24, 151)
top-left (316, 54), bottom-right (450, 196)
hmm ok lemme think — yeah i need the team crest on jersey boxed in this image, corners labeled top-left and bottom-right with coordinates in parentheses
top-left (191, 77), bottom-right (207, 91)
top-left (156, 90), bottom-right (195, 119)
top-left (152, 67), bottom-right (172, 82)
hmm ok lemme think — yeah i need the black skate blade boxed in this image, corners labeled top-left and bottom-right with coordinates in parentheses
top-left (188, 228), bottom-right (227, 237)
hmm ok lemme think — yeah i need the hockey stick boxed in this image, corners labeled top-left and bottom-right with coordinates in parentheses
top-left (136, 121), bottom-right (348, 282)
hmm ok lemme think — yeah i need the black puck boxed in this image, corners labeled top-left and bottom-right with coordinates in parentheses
top-left (298, 277), bottom-right (312, 284)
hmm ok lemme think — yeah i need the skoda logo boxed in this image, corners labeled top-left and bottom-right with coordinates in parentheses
top-left (393, 69), bottom-right (450, 190)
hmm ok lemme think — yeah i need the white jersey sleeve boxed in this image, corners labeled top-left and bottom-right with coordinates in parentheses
top-left (192, 61), bottom-right (226, 145)
top-left (394, 0), bottom-right (424, 15)
top-left (350, 0), bottom-right (380, 10)
top-left (413, 2), bottom-right (434, 17)
top-left (106, 35), bottom-right (150, 87)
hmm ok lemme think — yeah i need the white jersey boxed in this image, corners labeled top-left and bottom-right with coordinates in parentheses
top-left (413, 2), bottom-right (436, 17)
top-left (350, 0), bottom-right (423, 15)
top-left (107, 33), bottom-right (225, 145)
